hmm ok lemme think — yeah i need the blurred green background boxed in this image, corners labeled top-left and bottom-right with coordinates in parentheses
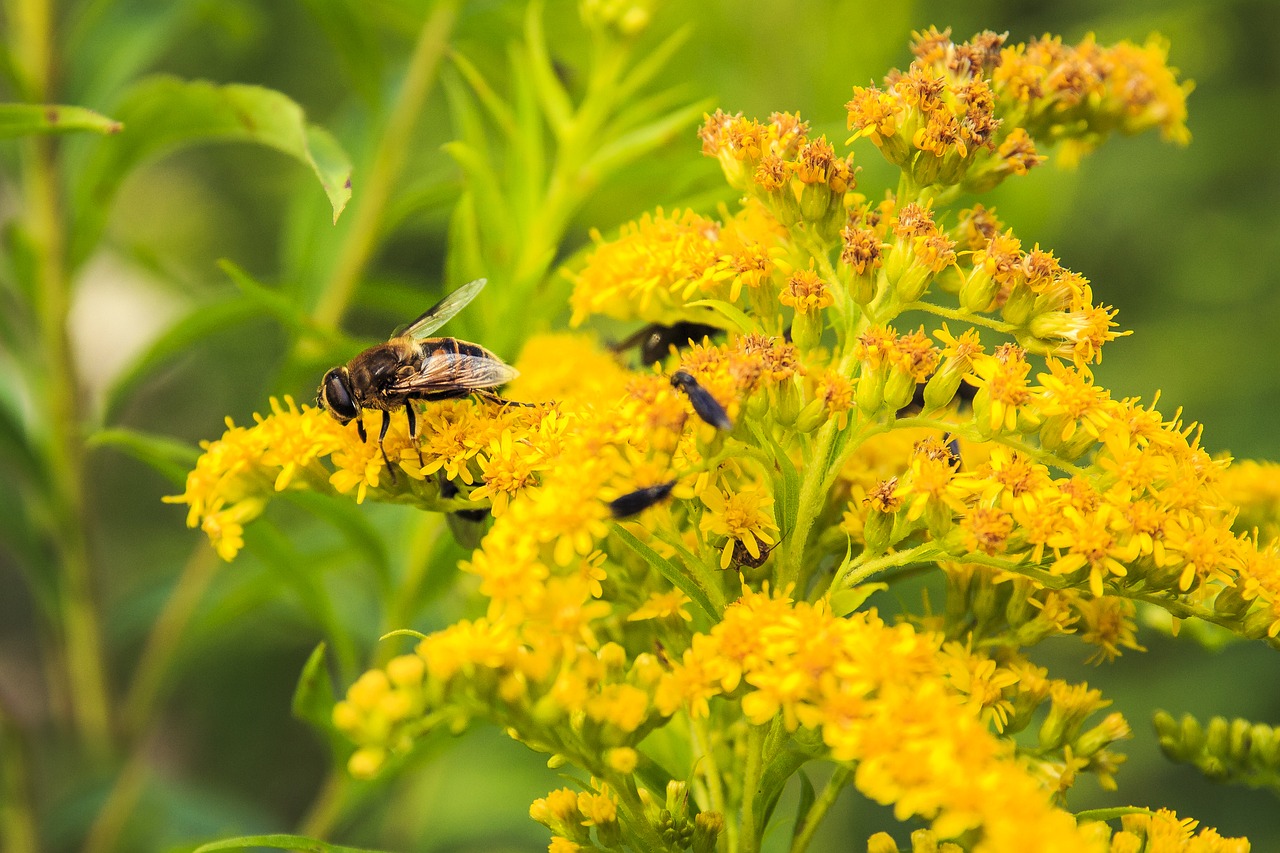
top-left (2, 0), bottom-right (1277, 850)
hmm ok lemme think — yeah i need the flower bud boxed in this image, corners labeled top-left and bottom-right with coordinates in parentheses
top-left (793, 397), bottom-right (827, 433)
top-left (800, 181), bottom-right (831, 221)
top-left (895, 265), bottom-right (932, 303)
top-left (855, 365), bottom-right (888, 414)
top-left (862, 508), bottom-right (893, 554)
top-left (850, 270), bottom-right (878, 304)
top-left (692, 812), bottom-right (725, 853)
top-left (883, 369), bottom-right (917, 412)
top-left (790, 309), bottom-right (823, 351)
top-left (962, 266), bottom-right (998, 312)
top-left (867, 832), bottom-right (899, 853)
top-left (1001, 283), bottom-right (1037, 327)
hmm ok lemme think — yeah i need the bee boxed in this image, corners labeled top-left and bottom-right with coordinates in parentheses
top-left (317, 278), bottom-right (521, 474)
top-left (670, 370), bottom-right (733, 432)
top-left (614, 321), bottom-right (723, 365)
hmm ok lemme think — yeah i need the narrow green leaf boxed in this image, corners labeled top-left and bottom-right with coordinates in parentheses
top-left (72, 77), bottom-right (353, 263)
top-left (88, 428), bottom-right (200, 486)
top-left (380, 628), bottom-right (429, 643)
top-left (0, 103), bottom-right (122, 138)
top-left (756, 746), bottom-right (812, 833)
top-left (441, 138), bottom-right (513, 255)
top-left (684, 298), bottom-right (758, 334)
top-left (614, 24), bottom-right (695, 105)
top-left (523, 0), bottom-right (573, 135)
top-left (291, 642), bottom-right (337, 736)
top-left (281, 491), bottom-right (392, 594)
top-left (192, 834), bottom-right (393, 853)
top-left (829, 583), bottom-right (888, 617)
top-left (583, 98), bottom-right (714, 182)
top-left (753, 423), bottom-right (801, 537)
top-left (447, 49), bottom-right (515, 137)
top-left (611, 524), bottom-right (718, 622)
top-left (217, 260), bottom-right (350, 352)
top-left (507, 41), bottom-right (547, 223)
top-left (790, 769), bottom-right (817, 844)
top-left (99, 295), bottom-right (265, 426)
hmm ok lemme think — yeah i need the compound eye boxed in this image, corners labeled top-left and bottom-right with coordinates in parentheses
top-left (321, 369), bottom-right (359, 422)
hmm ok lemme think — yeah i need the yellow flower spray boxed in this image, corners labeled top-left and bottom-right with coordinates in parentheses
top-left (169, 27), bottom-right (1274, 853)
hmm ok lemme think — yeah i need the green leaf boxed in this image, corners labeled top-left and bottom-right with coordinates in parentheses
top-left (448, 49), bottom-right (515, 137)
top-left (583, 98), bottom-right (714, 182)
top-left (684, 298), bottom-right (758, 334)
top-left (614, 25), bottom-right (694, 105)
top-left (791, 769), bottom-right (817, 845)
top-left (88, 428), bottom-right (200, 486)
top-left (291, 642), bottom-right (337, 737)
top-left (72, 77), bottom-right (353, 263)
top-left (380, 627), bottom-right (430, 643)
top-left (280, 491), bottom-right (392, 595)
top-left (829, 583), bottom-right (888, 617)
top-left (611, 524), bottom-right (718, 622)
top-left (751, 421), bottom-right (801, 538)
top-left (756, 746), bottom-right (812, 834)
top-left (0, 103), bottom-right (122, 137)
top-left (523, 0), bottom-right (573, 136)
top-left (98, 295), bottom-right (266, 425)
top-left (192, 834), bottom-right (393, 853)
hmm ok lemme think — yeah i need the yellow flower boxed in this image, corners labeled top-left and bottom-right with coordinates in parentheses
top-left (628, 590), bottom-right (693, 622)
top-left (699, 481), bottom-right (779, 569)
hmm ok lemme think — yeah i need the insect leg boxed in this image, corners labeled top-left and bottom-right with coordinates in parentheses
top-left (405, 403), bottom-right (424, 466)
top-left (356, 417), bottom-right (368, 443)
top-left (474, 389), bottom-right (538, 408)
top-left (378, 409), bottom-right (397, 485)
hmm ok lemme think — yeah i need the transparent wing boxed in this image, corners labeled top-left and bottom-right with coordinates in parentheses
top-left (387, 352), bottom-right (520, 394)
top-left (397, 278), bottom-right (487, 340)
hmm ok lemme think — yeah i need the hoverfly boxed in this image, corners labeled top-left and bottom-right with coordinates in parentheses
top-left (317, 278), bottom-right (521, 474)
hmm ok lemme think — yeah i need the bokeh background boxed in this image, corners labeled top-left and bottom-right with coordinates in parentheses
top-left (2, 0), bottom-right (1277, 850)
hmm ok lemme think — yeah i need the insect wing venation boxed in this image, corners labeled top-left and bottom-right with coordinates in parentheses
top-left (398, 278), bottom-right (488, 340)
top-left (388, 349), bottom-right (519, 395)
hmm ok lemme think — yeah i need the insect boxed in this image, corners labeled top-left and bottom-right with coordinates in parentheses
top-left (614, 322), bottom-right (723, 365)
top-left (670, 370), bottom-right (733, 432)
top-left (317, 278), bottom-right (521, 474)
top-left (608, 480), bottom-right (678, 519)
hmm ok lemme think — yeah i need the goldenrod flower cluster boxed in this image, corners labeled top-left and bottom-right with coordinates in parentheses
top-left (167, 28), bottom-right (1267, 852)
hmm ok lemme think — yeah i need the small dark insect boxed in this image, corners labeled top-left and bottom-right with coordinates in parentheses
top-left (670, 370), bottom-right (733, 431)
top-left (614, 322), bottom-right (723, 364)
top-left (318, 278), bottom-right (527, 478)
top-left (608, 480), bottom-right (678, 519)
top-left (731, 537), bottom-right (778, 570)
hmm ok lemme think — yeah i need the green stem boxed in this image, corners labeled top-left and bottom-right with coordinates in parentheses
top-left (778, 345), bottom-right (862, 592)
top-left (899, 300), bottom-right (1018, 333)
top-left (0, 704), bottom-right (38, 853)
top-left (691, 716), bottom-right (733, 849)
top-left (296, 768), bottom-right (351, 839)
top-left (23, 73), bottom-right (113, 761)
top-left (739, 724), bottom-right (766, 853)
top-left (83, 750), bottom-right (147, 853)
top-left (789, 766), bottom-right (851, 853)
top-left (121, 545), bottom-right (221, 737)
top-left (832, 542), bottom-right (944, 592)
top-left (310, 0), bottom-right (459, 333)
